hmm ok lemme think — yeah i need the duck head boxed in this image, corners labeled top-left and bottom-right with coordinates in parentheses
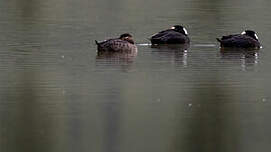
top-left (241, 30), bottom-right (259, 41)
top-left (171, 25), bottom-right (188, 36)
top-left (119, 33), bottom-right (135, 44)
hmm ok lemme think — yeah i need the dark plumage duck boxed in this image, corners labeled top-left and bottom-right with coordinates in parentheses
top-left (216, 30), bottom-right (261, 49)
top-left (149, 25), bottom-right (190, 45)
top-left (95, 33), bottom-right (137, 52)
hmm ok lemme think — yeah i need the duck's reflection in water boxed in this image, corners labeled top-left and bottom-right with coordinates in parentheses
top-left (95, 50), bottom-right (138, 72)
top-left (151, 44), bottom-right (190, 67)
top-left (219, 48), bottom-right (259, 71)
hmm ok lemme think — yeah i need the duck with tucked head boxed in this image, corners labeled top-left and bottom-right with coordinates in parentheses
top-left (95, 33), bottom-right (137, 52)
top-left (216, 30), bottom-right (261, 49)
top-left (149, 25), bottom-right (190, 45)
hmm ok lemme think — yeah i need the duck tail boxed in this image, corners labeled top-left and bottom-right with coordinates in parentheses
top-left (95, 40), bottom-right (100, 46)
top-left (216, 38), bottom-right (222, 43)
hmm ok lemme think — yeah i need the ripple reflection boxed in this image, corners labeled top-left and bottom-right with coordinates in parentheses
top-left (150, 44), bottom-right (190, 67)
top-left (219, 48), bottom-right (259, 70)
top-left (95, 50), bottom-right (138, 72)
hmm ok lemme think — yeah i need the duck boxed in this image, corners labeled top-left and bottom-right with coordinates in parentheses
top-left (216, 30), bottom-right (261, 49)
top-left (149, 25), bottom-right (190, 45)
top-left (95, 33), bottom-right (137, 52)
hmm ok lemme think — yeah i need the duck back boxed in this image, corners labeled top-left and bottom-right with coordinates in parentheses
top-left (218, 35), bottom-right (260, 48)
top-left (97, 39), bottom-right (137, 53)
top-left (150, 30), bottom-right (189, 44)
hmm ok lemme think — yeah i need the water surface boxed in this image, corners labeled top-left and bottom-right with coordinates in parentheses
top-left (1, 0), bottom-right (271, 152)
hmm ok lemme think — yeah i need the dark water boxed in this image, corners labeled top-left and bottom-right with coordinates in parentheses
top-left (1, 0), bottom-right (271, 152)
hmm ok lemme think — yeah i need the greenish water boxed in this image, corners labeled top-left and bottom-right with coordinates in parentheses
top-left (1, 0), bottom-right (271, 152)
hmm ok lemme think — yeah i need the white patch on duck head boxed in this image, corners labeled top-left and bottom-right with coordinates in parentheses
top-left (183, 27), bottom-right (188, 35)
top-left (254, 33), bottom-right (259, 40)
top-left (241, 31), bottom-right (246, 35)
top-left (171, 26), bottom-right (176, 29)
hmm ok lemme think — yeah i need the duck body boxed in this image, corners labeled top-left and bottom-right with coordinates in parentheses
top-left (217, 30), bottom-right (261, 49)
top-left (150, 25), bottom-right (190, 45)
top-left (95, 33), bottom-right (137, 53)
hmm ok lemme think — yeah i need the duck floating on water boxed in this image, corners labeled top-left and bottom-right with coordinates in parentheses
top-left (149, 25), bottom-right (190, 45)
top-left (95, 33), bottom-right (137, 53)
top-left (216, 30), bottom-right (261, 49)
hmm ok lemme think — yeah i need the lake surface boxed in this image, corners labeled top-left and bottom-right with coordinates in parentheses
top-left (1, 0), bottom-right (271, 152)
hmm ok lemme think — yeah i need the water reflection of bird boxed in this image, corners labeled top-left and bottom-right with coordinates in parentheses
top-left (149, 25), bottom-right (190, 45)
top-left (96, 50), bottom-right (137, 61)
top-left (95, 50), bottom-right (137, 72)
top-left (151, 43), bottom-right (190, 50)
top-left (216, 30), bottom-right (261, 49)
top-left (95, 33), bottom-right (137, 53)
top-left (151, 44), bottom-right (189, 67)
top-left (220, 48), bottom-right (259, 69)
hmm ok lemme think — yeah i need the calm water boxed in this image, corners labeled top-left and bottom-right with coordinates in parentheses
top-left (1, 0), bottom-right (271, 152)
